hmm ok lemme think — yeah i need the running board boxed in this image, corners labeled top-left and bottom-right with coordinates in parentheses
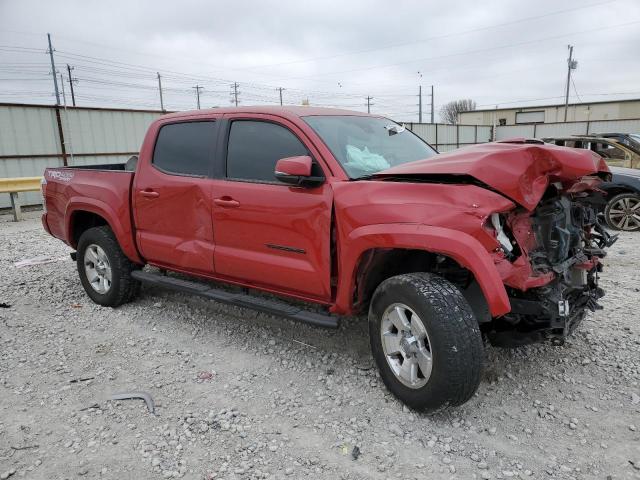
top-left (131, 270), bottom-right (339, 329)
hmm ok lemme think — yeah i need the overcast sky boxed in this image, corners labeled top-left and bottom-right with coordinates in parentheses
top-left (1, 0), bottom-right (639, 121)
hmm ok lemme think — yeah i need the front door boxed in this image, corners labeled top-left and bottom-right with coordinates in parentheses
top-left (211, 116), bottom-right (333, 301)
top-left (133, 120), bottom-right (218, 274)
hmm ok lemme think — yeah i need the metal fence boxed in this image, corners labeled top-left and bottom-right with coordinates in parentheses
top-left (1, 105), bottom-right (494, 208)
top-left (2, 101), bottom-right (639, 210)
top-left (405, 123), bottom-right (493, 152)
top-left (0, 103), bottom-right (164, 208)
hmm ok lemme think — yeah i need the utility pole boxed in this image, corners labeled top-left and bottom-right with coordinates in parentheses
top-left (193, 85), bottom-right (203, 109)
top-left (232, 82), bottom-right (239, 107)
top-left (59, 73), bottom-right (67, 106)
top-left (66, 64), bottom-right (76, 107)
top-left (59, 72), bottom-right (74, 163)
top-left (47, 33), bottom-right (60, 105)
top-left (157, 72), bottom-right (164, 111)
top-left (418, 86), bottom-right (422, 123)
top-left (277, 87), bottom-right (284, 106)
top-left (564, 45), bottom-right (577, 122)
top-left (430, 85), bottom-right (434, 124)
top-left (366, 96), bottom-right (373, 114)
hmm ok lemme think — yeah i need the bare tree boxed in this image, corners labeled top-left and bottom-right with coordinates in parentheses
top-left (440, 99), bottom-right (477, 124)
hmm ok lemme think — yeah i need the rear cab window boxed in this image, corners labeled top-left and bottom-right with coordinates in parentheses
top-left (225, 120), bottom-right (311, 183)
top-left (153, 121), bottom-right (217, 176)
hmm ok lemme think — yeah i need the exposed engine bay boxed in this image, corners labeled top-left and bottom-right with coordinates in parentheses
top-left (487, 186), bottom-right (617, 347)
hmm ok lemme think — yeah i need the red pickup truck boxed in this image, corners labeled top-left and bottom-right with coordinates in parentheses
top-left (42, 106), bottom-right (615, 411)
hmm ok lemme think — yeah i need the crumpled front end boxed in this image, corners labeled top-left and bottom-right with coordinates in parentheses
top-left (486, 178), bottom-right (616, 347)
top-left (368, 140), bottom-right (616, 345)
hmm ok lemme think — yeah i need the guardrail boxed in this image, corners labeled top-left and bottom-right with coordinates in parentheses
top-left (0, 177), bottom-right (42, 221)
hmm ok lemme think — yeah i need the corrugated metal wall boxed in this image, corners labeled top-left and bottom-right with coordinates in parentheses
top-left (0, 103), bottom-right (163, 208)
top-left (586, 119), bottom-right (640, 134)
top-left (494, 124), bottom-right (534, 140)
top-left (62, 108), bottom-right (159, 154)
top-left (0, 105), bottom-right (61, 156)
top-left (2, 102), bottom-right (639, 210)
top-left (405, 123), bottom-right (492, 151)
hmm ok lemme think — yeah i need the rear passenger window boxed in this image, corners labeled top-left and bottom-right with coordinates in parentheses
top-left (226, 120), bottom-right (308, 182)
top-left (153, 122), bottom-right (216, 176)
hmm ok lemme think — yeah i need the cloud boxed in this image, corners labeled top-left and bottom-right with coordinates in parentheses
top-left (1, 0), bottom-right (639, 121)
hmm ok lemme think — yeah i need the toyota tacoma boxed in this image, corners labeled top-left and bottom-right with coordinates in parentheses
top-left (41, 107), bottom-right (615, 411)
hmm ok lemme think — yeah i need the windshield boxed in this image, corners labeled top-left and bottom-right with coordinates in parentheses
top-left (303, 115), bottom-right (437, 178)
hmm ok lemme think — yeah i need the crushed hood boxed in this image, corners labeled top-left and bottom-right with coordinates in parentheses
top-left (375, 140), bottom-right (610, 211)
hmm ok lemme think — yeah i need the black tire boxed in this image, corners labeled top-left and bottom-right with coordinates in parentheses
top-left (604, 193), bottom-right (640, 231)
top-left (368, 273), bottom-right (483, 412)
top-left (76, 226), bottom-right (141, 307)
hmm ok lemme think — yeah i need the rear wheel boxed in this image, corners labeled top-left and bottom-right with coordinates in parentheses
top-left (604, 193), bottom-right (640, 231)
top-left (77, 226), bottom-right (140, 307)
top-left (369, 273), bottom-right (483, 412)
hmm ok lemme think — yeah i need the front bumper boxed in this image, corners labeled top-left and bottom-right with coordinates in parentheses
top-left (487, 265), bottom-right (604, 347)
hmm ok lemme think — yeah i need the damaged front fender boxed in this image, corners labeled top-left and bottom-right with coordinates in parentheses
top-left (334, 223), bottom-right (512, 317)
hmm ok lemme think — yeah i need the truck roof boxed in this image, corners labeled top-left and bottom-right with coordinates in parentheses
top-left (160, 105), bottom-right (373, 121)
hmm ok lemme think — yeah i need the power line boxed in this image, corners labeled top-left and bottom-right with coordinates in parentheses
top-left (1, 3), bottom-right (614, 79)
top-left (5, 31), bottom-right (640, 114)
top-left (571, 78), bottom-right (582, 103)
top-left (234, 0), bottom-right (616, 72)
top-left (287, 19), bottom-right (640, 80)
top-left (50, 49), bottom-right (371, 100)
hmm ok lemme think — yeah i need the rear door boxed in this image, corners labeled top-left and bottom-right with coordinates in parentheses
top-left (210, 115), bottom-right (333, 301)
top-left (133, 119), bottom-right (218, 274)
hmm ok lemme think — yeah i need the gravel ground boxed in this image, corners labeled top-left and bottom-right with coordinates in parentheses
top-left (1, 210), bottom-right (639, 480)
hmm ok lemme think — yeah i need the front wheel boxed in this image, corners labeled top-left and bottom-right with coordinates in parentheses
top-left (76, 226), bottom-right (140, 307)
top-left (369, 273), bottom-right (483, 412)
top-left (604, 193), bottom-right (640, 231)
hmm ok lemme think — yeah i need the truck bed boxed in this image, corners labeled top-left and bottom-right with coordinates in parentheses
top-left (43, 164), bottom-right (136, 252)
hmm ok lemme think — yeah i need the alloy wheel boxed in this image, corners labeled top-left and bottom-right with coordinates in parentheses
top-left (380, 303), bottom-right (433, 389)
top-left (84, 244), bottom-right (112, 294)
top-left (608, 196), bottom-right (640, 231)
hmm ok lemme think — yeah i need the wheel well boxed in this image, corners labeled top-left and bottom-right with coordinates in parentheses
top-left (70, 211), bottom-right (108, 247)
top-left (604, 187), bottom-right (638, 201)
top-left (354, 248), bottom-right (482, 315)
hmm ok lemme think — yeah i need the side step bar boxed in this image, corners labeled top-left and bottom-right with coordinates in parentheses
top-left (131, 270), bottom-right (339, 329)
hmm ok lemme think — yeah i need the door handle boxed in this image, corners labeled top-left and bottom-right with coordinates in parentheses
top-left (214, 197), bottom-right (240, 208)
top-left (140, 190), bottom-right (159, 198)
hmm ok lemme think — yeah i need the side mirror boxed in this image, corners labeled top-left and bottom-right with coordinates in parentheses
top-left (274, 155), bottom-right (324, 187)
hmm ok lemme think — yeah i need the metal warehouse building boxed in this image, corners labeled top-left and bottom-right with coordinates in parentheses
top-left (458, 98), bottom-right (640, 126)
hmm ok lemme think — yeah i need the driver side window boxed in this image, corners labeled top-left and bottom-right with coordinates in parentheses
top-left (226, 120), bottom-right (309, 183)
